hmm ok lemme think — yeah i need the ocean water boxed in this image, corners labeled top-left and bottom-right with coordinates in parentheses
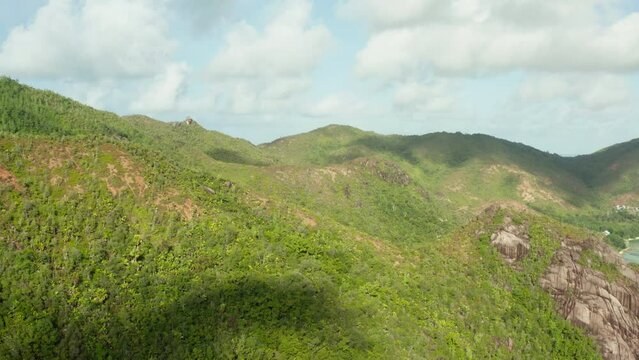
top-left (623, 239), bottom-right (639, 264)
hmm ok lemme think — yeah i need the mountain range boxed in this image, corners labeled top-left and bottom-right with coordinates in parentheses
top-left (1, 76), bottom-right (639, 359)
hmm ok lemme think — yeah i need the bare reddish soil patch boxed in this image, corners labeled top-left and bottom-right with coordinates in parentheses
top-left (295, 210), bottom-right (317, 228)
top-left (101, 147), bottom-right (148, 197)
top-left (0, 166), bottom-right (22, 190)
top-left (153, 189), bottom-right (199, 221)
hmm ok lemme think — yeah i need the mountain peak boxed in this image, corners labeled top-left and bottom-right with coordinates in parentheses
top-left (303, 124), bottom-right (369, 138)
top-left (315, 124), bottom-right (362, 132)
top-left (170, 116), bottom-right (202, 129)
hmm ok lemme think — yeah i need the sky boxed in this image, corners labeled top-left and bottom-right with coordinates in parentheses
top-left (1, 0), bottom-right (639, 155)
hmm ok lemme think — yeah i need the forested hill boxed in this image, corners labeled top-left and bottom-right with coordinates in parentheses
top-left (1, 77), bottom-right (639, 359)
top-left (3, 75), bottom-right (639, 208)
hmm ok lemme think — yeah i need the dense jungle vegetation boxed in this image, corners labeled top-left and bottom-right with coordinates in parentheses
top-left (2, 77), bottom-right (638, 358)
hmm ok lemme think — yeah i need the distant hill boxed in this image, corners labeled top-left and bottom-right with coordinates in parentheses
top-left (263, 126), bottom-right (587, 207)
top-left (1, 77), bottom-right (639, 359)
top-left (3, 76), bottom-right (638, 209)
top-left (0, 77), bottom-right (272, 169)
top-left (566, 138), bottom-right (639, 198)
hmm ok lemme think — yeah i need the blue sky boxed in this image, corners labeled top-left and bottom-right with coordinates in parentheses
top-left (1, 0), bottom-right (639, 155)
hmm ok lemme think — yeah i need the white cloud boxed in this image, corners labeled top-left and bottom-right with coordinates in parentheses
top-left (222, 79), bottom-right (311, 115)
top-left (208, 0), bottom-right (332, 115)
top-left (394, 80), bottom-right (457, 113)
top-left (338, 0), bottom-right (442, 29)
top-left (130, 63), bottom-right (190, 113)
top-left (176, 0), bottom-right (234, 32)
top-left (519, 74), bottom-right (632, 111)
top-left (346, 0), bottom-right (639, 80)
top-left (305, 93), bottom-right (368, 117)
top-left (210, 0), bottom-right (330, 78)
top-left (83, 81), bottom-right (116, 109)
top-left (0, 0), bottom-right (175, 79)
top-left (339, 0), bottom-right (611, 29)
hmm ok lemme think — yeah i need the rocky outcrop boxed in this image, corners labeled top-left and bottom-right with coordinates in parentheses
top-left (355, 158), bottom-right (411, 186)
top-left (489, 217), bottom-right (639, 360)
top-left (172, 116), bottom-right (199, 127)
top-left (539, 238), bottom-right (639, 360)
top-left (488, 216), bottom-right (531, 265)
top-left (491, 229), bottom-right (530, 264)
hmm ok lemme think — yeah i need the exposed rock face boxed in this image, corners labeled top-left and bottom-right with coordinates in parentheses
top-left (355, 158), bottom-right (411, 186)
top-left (539, 238), bottom-right (639, 360)
top-left (488, 216), bottom-right (531, 265)
top-left (489, 217), bottom-right (639, 360)
top-left (172, 117), bottom-right (198, 127)
top-left (491, 229), bottom-right (530, 264)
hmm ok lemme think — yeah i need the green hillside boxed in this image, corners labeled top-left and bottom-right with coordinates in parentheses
top-left (1, 77), bottom-right (638, 359)
top-left (261, 124), bottom-right (639, 249)
top-left (263, 126), bottom-right (590, 201)
top-left (567, 138), bottom-right (639, 197)
top-left (0, 77), bottom-right (272, 170)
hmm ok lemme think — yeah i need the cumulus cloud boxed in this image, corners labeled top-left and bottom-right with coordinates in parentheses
top-left (344, 0), bottom-right (639, 80)
top-left (82, 81), bottom-right (116, 109)
top-left (0, 0), bottom-right (175, 79)
top-left (338, 0), bottom-right (442, 29)
top-left (305, 93), bottom-right (369, 117)
top-left (130, 63), bottom-right (190, 113)
top-left (519, 74), bottom-right (632, 110)
top-left (213, 78), bottom-right (311, 115)
top-left (208, 0), bottom-right (331, 114)
top-left (340, 0), bottom-right (610, 29)
top-left (394, 80), bottom-right (458, 113)
top-left (210, 0), bottom-right (330, 78)
top-left (176, 0), bottom-right (234, 32)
